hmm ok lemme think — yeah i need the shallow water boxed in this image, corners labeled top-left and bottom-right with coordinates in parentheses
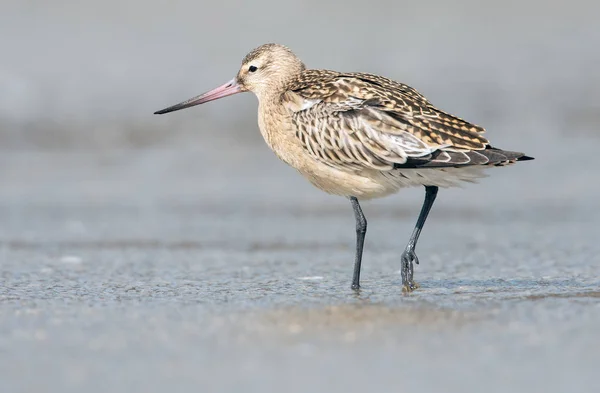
top-left (1, 146), bottom-right (599, 393)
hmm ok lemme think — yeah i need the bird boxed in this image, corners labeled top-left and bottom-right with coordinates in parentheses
top-left (154, 43), bottom-right (533, 292)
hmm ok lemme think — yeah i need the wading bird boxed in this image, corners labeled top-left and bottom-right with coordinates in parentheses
top-left (155, 43), bottom-right (533, 292)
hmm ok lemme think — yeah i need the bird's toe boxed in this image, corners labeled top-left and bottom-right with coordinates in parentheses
top-left (402, 280), bottom-right (420, 293)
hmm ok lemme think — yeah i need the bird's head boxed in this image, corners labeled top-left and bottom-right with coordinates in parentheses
top-left (154, 43), bottom-right (305, 115)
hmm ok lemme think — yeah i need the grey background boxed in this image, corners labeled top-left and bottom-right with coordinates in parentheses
top-left (1, 1), bottom-right (599, 392)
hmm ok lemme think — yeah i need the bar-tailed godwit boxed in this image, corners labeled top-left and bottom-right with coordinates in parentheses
top-left (155, 43), bottom-right (533, 292)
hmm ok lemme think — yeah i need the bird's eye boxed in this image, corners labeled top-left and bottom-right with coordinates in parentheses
top-left (248, 65), bottom-right (258, 73)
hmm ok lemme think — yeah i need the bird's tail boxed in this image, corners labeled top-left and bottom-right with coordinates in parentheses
top-left (486, 146), bottom-right (534, 166)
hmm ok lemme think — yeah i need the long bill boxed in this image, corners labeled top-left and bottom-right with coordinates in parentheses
top-left (154, 78), bottom-right (241, 115)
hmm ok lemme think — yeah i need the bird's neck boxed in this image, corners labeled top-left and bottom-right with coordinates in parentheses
top-left (257, 93), bottom-right (306, 170)
top-left (254, 80), bottom-right (292, 105)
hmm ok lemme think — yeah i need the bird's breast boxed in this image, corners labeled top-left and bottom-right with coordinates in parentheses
top-left (257, 102), bottom-right (307, 168)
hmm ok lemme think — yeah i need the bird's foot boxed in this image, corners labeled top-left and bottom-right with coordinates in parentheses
top-left (402, 280), bottom-right (420, 293)
top-left (401, 248), bottom-right (420, 292)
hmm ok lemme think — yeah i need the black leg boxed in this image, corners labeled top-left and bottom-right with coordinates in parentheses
top-left (350, 196), bottom-right (367, 290)
top-left (401, 185), bottom-right (438, 292)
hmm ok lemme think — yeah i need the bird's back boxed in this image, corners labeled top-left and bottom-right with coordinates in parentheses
top-left (283, 69), bottom-right (532, 173)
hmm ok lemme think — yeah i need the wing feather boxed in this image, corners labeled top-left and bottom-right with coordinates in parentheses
top-left (284, 70), bottom-right (514, 171)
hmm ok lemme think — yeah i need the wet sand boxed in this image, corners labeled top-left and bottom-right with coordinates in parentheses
top-left (1, 145), bottom-right (599, 393)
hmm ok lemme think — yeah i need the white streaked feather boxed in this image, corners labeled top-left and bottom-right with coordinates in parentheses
top-left (299, 98), bottom-right (321, 111)
top-left (291, 96), bottom-right (444, 171)
top-left (383, 166), bottom-right (488, 189)
top-left (355, 117), bottom-right (436, 160)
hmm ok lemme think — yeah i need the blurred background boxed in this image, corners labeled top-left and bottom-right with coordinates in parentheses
top-left (1, 0), bottom-right (598, 208)
top-left (1, 1), bottom-right (599, 393)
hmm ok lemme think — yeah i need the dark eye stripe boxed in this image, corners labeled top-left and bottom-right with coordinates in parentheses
top-left (248, 65), bottom-right (258, 72)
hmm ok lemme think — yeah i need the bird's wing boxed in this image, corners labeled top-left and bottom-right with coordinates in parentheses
top-left (285, 70), bottom-right (492, 171)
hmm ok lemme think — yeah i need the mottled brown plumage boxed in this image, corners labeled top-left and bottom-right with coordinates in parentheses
top-left (286, 69), bottom-right (529, 172)
top-left (154, 43), bottom-right (534, 292)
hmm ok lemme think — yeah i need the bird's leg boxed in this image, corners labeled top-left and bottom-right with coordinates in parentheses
top-left (401, 185), bottom-right (438, 292)
top-left (350, 196), bottom-right (367, 290)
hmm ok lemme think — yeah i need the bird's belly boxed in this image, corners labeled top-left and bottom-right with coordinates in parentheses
top-left (296, 161), bottom-right (399, 200)
top-left (297, 159), bottom-right (489, 200)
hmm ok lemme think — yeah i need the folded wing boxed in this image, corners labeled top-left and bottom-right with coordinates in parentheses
top-left (286, 70), bottom-right (511, 172)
